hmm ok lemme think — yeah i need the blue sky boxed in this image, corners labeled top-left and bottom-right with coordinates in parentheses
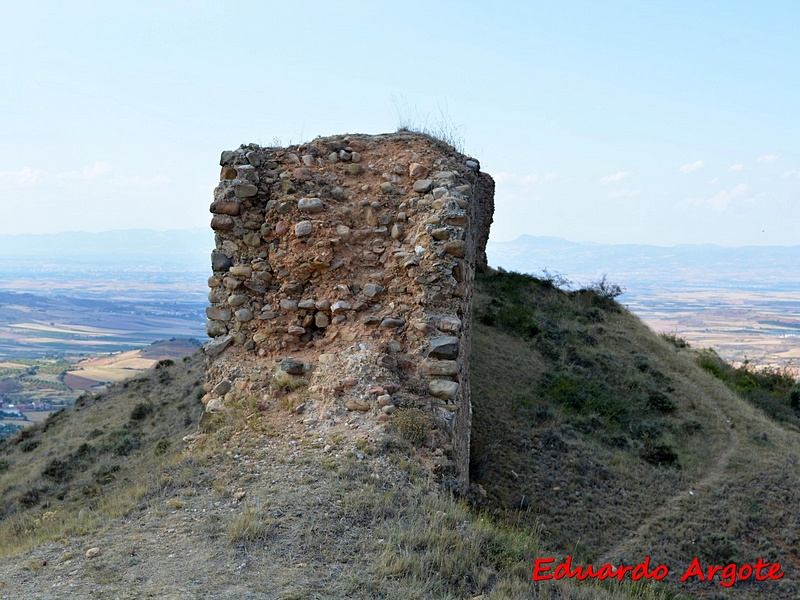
top-left (1, 1), bottom-right (798, 246)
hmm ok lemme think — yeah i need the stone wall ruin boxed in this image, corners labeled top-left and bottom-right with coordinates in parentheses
top-left (201, 131), bottom-right (494, 488)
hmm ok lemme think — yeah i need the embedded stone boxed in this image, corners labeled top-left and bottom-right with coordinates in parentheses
top-left (331, 301), bottom-right (351, 314)
top-left (429, 379), bottom-right (459, 400)
top-left (465, 159), bottom-right (480, 171)
top-left (213, 380), bottom-right (232, 395)
top-left (298, 299), bottom-right (316, 309)
top-left (237, 165), bottom-right (258, 183)
top-left (280, 359), bottom-right (305, 375)
top-left (234, 183), bottom-right (258, 198)
top-left (380, 182), bottom-right (400, 195)
top-left (298, 198), bottom-right (324, 213)
top-left (362, 283), bottom-right (384, 298)
top-left (223, 277), bottom-right (241, 290)
top-left (228, 294), bottom-right (248, 307)
top-left (243, 233), bottom-right (261, 247)
top-left (206, 320), bottom-right (228, 337)
top-left (295, 221), bottom-right (313, 237)
top-left (380, 317), bottom-right (405, 328)
top-left (210, 201), bottom-right (241, 216)
top-left (246, 151), bottom-right (262, 167)
top-left (315, 312), bottom-right (330, 328)
top-left (203, 335), bottom-right (233, 357)
top-left (211, 251), bottom-right (233, 272)
top-left (413, 179), bottom-right (433, 193)
top-left (444, 215), bottom-right (468, 228)
top-left (345, 399), bottom-right (370, 412)
top-left (377, 354), bottom-right (397, 368)
top-left (243, 282), bottom-right (266, 293)
top-left (443, 240), bottom-right (466, 258)
top-left (347, 164), bottom-right (362, 175)
top-left (391, 223), bottom-right (403, 239)
top-left (220, 166), bottom-right (237, 180)
top-left (429, 336), bottom-right (459, 359)
top-left (294, 168), bottom-right (312, 181)
top-left (206, 397), bottom-right (224, 412)
top-left (211, 215), bottom-right (234, 231)
top-left (431, 228), bottom-right (450, 241)
top-left (439, 317), bottom-right (462, 333)
top-left (280, 299), bottom-right (299, 310)
top-left (220, 150), bottom-right (235, 166)
top-left (426, 360), bottom-right (458, 376)
top-left (235, 309), bottom-right (253, 322)
top-left (409, 163), bottom-right (429, 178)
top-left (229, 266), bottom-right (253, 278)
top-left (206, 306), bottom-right (232, 321)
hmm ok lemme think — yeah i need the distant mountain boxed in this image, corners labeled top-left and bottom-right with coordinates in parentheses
top-left (486, 235), bottom-right (800, 291)
top-left (0, 228), bottom-right (215, 271)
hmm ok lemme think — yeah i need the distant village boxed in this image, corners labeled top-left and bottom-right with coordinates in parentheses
top-left (0, 399), bottom-right (67, 440)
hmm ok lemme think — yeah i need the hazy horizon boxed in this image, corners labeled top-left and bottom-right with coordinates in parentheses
top-left (2, 2), bottom-right (799, 247)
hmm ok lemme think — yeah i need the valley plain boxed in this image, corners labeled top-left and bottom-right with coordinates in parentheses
top-left (487, 235), bottom-right (800, 373)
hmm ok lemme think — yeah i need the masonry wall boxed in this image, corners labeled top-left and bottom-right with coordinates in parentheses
top-left (201, 131), bottom-right (494, 488)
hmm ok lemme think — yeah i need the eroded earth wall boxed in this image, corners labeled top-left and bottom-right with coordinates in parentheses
top-left (201, 131), bottom-right (494, 487)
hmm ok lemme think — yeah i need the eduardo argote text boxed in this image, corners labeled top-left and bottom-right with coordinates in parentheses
top-left (532, 555), bottom-right (784, 588)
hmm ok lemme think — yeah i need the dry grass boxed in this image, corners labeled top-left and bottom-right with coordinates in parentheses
top-left (470, 268), bottom-right (799, 598)
top-left (0, 271), bottom-right (796, 597)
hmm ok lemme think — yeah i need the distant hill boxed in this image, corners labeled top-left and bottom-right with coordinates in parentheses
top-left (0, 228), bottom-right (214, 271)
top-left (486, 235), bottom-right (800, 291)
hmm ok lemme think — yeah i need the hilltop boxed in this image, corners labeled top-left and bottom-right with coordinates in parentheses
top-left (0, 269), bottom-right (797, 598)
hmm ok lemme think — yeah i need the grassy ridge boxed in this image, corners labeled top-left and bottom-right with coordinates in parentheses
top-left (470, 268), bottom-right (799, 598)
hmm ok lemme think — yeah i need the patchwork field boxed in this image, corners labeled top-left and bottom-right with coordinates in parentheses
top-left (627, 288), bottom-right (800, 375)
top-left (0, 338), bottom-right (201, 437)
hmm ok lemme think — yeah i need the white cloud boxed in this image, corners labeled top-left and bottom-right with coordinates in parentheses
top-left (782, 169), bottom-right (799, 179)
top-left (56, 161), bottom-right (113, 181)
top-left (0, 166), bottom-right (47, 187)
top-left (608, 188), bottom-right (641, 199)
top-left (728, 164), bottom-right (744, 172)
top-left (757, 154), bottom-right (778, 163)
top-left (679, 160), bottom-right (704, 174)
top-left (599, 170), bottom-right (632, 185)
top-left (708, 177), bottom-right (719, 184)
top-left (688, 183), bottom-right (749, 211)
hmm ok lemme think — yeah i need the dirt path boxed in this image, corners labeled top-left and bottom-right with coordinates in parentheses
top-left (598, 397), bottom-right (740, 565)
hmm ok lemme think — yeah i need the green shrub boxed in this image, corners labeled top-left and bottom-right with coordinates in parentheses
top-left (19, 439), bottom-right (40, 453)
top-left (130, 402), bottom-right (154, 421)
top-left (641, 440), bottom-right (679, 467)
top-left (154, 438), bottom-right (171, 456)
top-left (392, 408), bottom-right (430, 445)
top-left (648, 391), bottom-right (677, 413)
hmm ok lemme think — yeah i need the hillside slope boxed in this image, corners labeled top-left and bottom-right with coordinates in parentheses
top-left (470, 268), bottom-right (800, 598)
top-left (0, 269), bottom-right (796, 598)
